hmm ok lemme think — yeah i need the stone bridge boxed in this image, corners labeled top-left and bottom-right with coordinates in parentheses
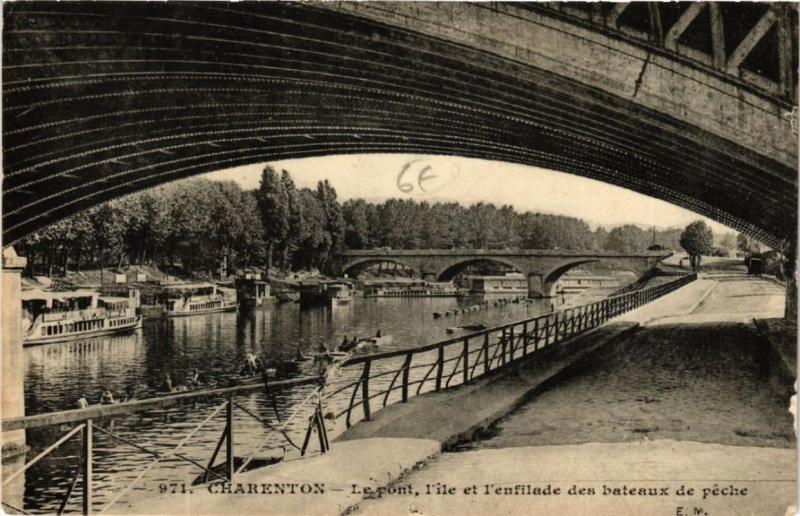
top-left (335, 249), bottom-right (672, 297)
top-left (2, 2), bottom-right (796, 248)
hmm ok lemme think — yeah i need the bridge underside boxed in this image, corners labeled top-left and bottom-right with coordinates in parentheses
top-left (3, 2), bottom-right (796, 247)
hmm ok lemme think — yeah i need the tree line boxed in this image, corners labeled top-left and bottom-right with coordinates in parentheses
top-left (15, 165), bottom-right (738, 277)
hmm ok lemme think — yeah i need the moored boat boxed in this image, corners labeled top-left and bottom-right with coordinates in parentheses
top-left (234, 272), bottom-right (271, 307)
top-left (327, 282), bottom-right (353, 306)
top-left (21, 288), bottom-right (142, 346)
top-left (164, 283), bottom-right (238, 317)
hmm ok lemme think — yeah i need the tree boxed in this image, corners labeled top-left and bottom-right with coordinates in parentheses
top-left (602, 225), bottom-right (649, 253)
top-left (737, 233), bottom-right (762, 255)
top-left (315, 180), bottom-right (345, 272)
top-left (280, 170), bottom-right (302, 268)
top-left (342, 199), bottom-right (372, 249)
top-left (718, 232), bottom-right (737, 250)
top-left (680, 221), bottom-right (714, 270)
top-left (255, 166), bottom-right (290, 270)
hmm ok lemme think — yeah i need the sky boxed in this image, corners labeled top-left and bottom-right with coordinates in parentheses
top-left (201, 154), bottom-right (736, 234)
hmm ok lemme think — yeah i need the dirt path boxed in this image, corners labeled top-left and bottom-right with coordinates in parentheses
top-left (461, 276), bottom-right (794, 450)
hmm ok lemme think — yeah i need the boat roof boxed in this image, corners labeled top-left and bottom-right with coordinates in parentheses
top-left (20, 288), bottom-right (98, 301)
top-left (161, 282), bottom-right (215, 289)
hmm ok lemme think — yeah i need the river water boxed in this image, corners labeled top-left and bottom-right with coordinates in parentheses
top-left (21, 295), bottom-right (556, 513)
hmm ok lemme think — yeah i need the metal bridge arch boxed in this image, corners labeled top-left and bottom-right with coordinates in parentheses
top-left (3, 2), bottom-right (796, 246)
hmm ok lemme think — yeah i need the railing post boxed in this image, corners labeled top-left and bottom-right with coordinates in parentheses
top-left (554, 312), bottom-right (559, 344)
top-left (83, 419), bottom-right (93, 515)
top-left (483, 332), bottom-right (490, 374)
top-left (435, 345), bottom-right (444, 391)
top-left (509, 326), bottom-right (515, 361)
top-left (462, 337), bottom-right (469, 384)
top-left (401, 352), bottom-right (412, 402)
top-left (500, 328), bottom-right (507, 365)
top-left (226, 395), bottom-right (234, 480)
top-left (523, 321), bottom-right (528, 355)
top-left (361, 359), bottom-right (371, 420)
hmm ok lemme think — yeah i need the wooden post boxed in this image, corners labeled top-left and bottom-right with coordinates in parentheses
top-left (401, 353), bottom-right (412, 402)
top-left (462, 338), bottom-right (469, 384)
top-left (83, 419), bottom-right (93, 515)
top-left (435, 345), bottom-right (444, 391)
top-left (509, 326), bottom-right (515, 361)
top-left (361, 360), bottom-right (371, 421)
top-left (315, 408), bottom-right (328, 453)
top-left (300, 415), bottom-right (314, 456)
top-left (483, 333), bottom-right (490, 374)
top-left (533, 317), bottom-right (539, 351)
top-left (226, 396), bottom-right (234, 480)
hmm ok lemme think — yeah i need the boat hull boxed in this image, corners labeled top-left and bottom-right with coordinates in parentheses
top-left (166, 303), bottom-right (238, 317)
top-left (23, 317), bottom-right (142, 347)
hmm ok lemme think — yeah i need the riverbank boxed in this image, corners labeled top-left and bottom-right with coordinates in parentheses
top-left (86, 272), bottom-right (796, 515)
top-left (353, 274), bottom-right (795, 516)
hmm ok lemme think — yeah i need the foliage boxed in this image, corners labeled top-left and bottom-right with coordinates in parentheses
top-left (680, 221), bottom-right (714, 257)
top-left (737, 233), bottom-right (762, 255)
top-left (17, 165), bottom-right (725, 278)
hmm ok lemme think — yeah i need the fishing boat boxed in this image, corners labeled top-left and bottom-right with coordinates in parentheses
top-left (21, 288), bottom-right (142, 346)
top-left (358, 335), bottom-right (392, 347)
top-left (164, 283), bottom-right (238, 317)
top-left (299, 351), bottom-right (349, 362)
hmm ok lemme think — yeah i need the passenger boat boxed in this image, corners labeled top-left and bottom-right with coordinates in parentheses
top-left (364, 281), bottom-right (459, 298)
top-left (327, 282), bottom-right (353, 306)
top-left (164, 283), bottom-right (238, 317)
top-left (21, 288), bottom-right (142, 346)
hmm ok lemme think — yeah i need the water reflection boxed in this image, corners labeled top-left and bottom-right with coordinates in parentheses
top-left (22, 296), bottom-right (557, 513)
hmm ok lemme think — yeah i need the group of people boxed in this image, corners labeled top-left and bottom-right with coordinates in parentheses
top-left (241, 352), bottom-right (266, 376)
top-left (76, 388), bottom-right (119, 409)
top-left (162, 369), bottom-right (206, 392)
top-left (338, 329), bottom-right (382, 352)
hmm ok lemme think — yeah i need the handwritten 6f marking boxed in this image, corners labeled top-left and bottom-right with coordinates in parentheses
top-left (396, 159), bottom-right (458, 196)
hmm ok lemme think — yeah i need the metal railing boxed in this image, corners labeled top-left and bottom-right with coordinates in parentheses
top-left (2, 376), bottom-right (324, 515)
top-left (327, 273), bottom-right (697, 428)
top-left (3, 273), bottom-right (696, 514)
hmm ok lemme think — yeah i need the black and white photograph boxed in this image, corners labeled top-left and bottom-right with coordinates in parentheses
top-left (1, 2), bottom-right (798, 515)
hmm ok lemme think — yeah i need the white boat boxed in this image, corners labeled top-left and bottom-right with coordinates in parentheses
top-left (327, 282), bottom-right (353, 306)
top-left (21, 288), bottom-right (142, 346)
top-left (164, 283), bottom-right (238, 317)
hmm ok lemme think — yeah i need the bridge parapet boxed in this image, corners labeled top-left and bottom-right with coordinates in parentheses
top-left (337, 249), bottom-right (672, 297)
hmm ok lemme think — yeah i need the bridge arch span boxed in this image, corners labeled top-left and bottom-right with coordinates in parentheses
top-left (532, 259), bottom-right (601, 298)
top-left (435, 257), bottom-right (525, 282)
top-left (2, 2), bottom-right (796, 247)
top-left (341, 258), bottom-right (420, 279)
